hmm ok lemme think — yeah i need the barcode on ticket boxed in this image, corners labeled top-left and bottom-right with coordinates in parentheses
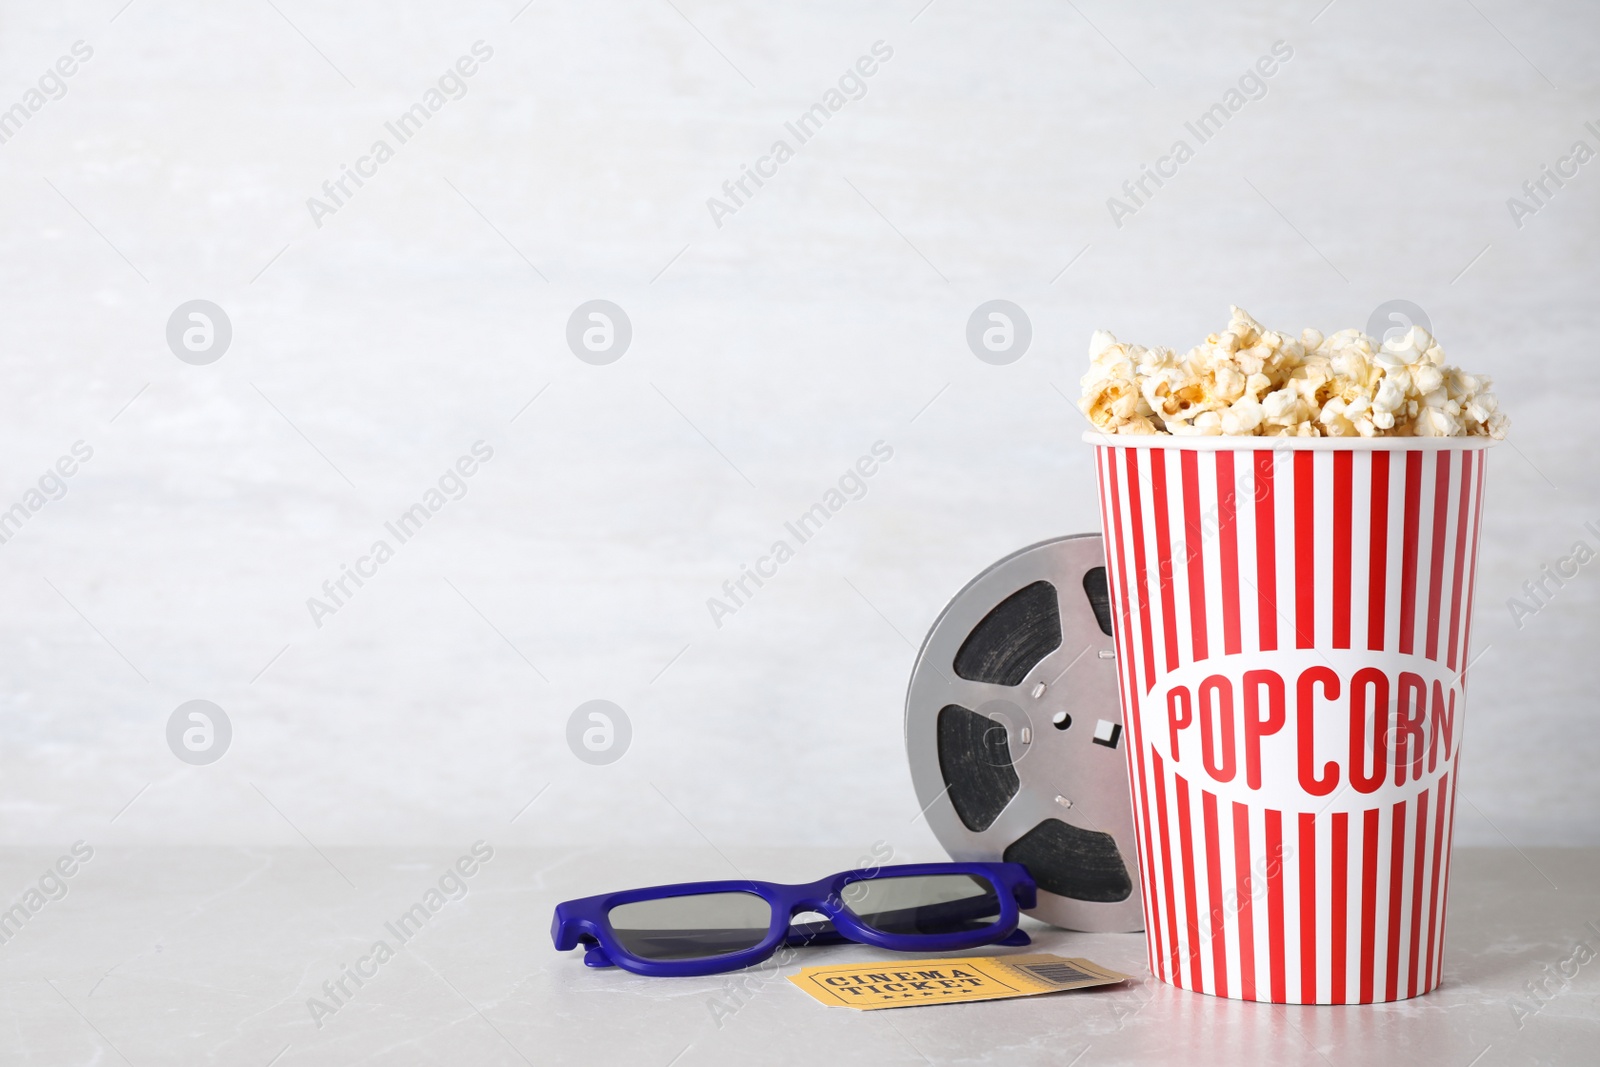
top-left (1017, 961), bottom-right (1095, 986)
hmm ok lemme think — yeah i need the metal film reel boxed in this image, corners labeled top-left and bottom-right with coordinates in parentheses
top-left (905, 535), bottom-right (1145, 932)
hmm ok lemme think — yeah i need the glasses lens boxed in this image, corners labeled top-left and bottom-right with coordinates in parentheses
top-left (842, 874), bottom-right (1002, 936)
top-left (607, 892), bottom-right (773, 961)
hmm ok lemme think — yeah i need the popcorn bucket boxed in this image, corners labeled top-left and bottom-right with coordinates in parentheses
top-left (1086, 432), bottom-right (1494, 1004)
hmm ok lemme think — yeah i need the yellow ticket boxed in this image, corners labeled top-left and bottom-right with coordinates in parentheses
top-left (788, 953), bottom-right (1130, 1010)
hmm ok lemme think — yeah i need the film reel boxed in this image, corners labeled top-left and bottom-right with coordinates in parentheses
top-left (905, 535), bottom-right (1144, 932)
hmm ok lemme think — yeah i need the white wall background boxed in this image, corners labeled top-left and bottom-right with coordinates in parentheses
top-left (1, 0), bottom-right (1595, 854)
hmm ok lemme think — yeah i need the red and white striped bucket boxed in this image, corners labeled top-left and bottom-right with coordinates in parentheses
top-left (1087, 433), bottom-right (1493, 1004)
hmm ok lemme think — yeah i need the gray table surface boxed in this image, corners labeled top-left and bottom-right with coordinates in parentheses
top-left (0, 845), bottom-right (1595, 1065)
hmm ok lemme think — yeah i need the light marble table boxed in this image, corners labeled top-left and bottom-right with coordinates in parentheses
top-left (0, 846), bottom-right (1594, 1065)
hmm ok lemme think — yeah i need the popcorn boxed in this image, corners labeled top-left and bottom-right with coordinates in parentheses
top-left (1081, 331), bottom-right (1159, 434)
top-left (1078, 308), bottom-right (1509, 439)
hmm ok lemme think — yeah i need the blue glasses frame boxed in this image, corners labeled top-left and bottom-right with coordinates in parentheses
top-left (551, 861), bottom-right (1037, 977)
